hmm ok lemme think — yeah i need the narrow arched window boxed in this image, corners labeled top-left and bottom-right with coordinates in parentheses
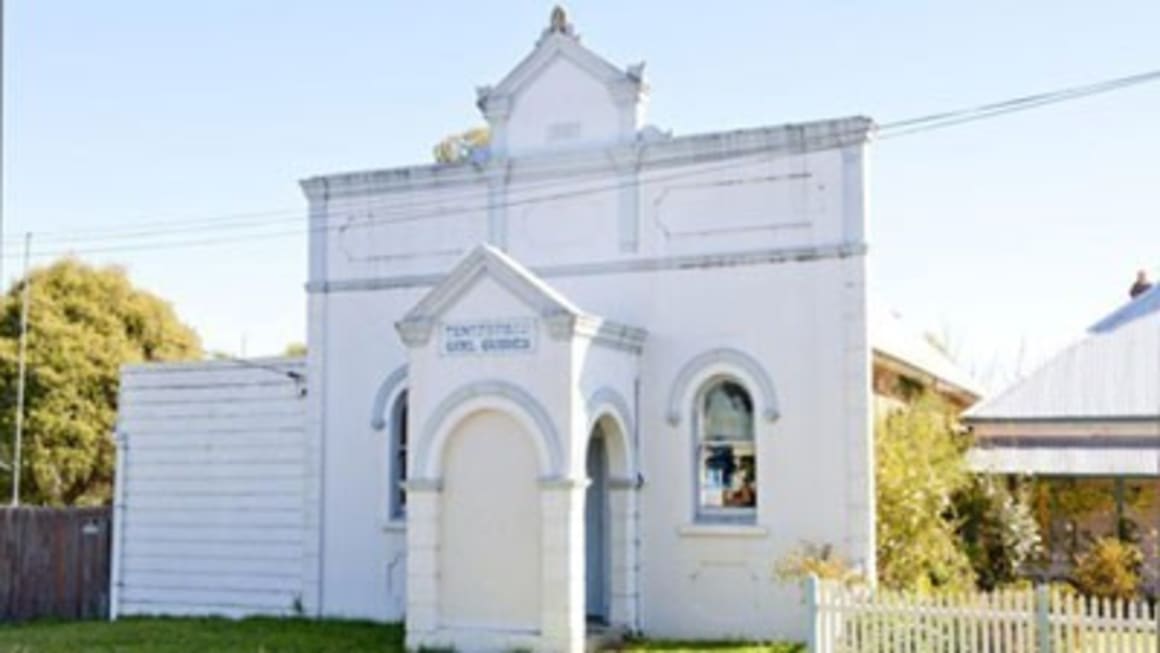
top-left (389, 390), bottom-right (409, 520)
top-left (696, 379), bottom-right (756, 522)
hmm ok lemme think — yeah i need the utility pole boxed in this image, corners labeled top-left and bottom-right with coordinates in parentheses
top-left (10, 232), bottom-right (28, 506)
top-left (0, 0), bottom-right (7, 492)
top-left (1, 0), bottom-right (6, 287)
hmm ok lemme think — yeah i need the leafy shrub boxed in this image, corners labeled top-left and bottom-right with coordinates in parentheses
top-left (955, 476), bottom-right (1042, 590)
top-left (875, 395), bottom-right (974, 593)
top-left (774, 542), bottom-right (866, 587)
top-left (1073, 537), bottom-right (1142, 600)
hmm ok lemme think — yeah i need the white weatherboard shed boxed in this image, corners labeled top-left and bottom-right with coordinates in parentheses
top-left (113, 10), bottom-right (880, 651)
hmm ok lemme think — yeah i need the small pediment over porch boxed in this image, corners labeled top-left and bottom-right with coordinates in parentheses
top-left (395, 244), bottom-right (646, 353)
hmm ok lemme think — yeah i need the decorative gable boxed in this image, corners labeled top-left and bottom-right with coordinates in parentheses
top-left (476, 7), bottom-right (647, 156)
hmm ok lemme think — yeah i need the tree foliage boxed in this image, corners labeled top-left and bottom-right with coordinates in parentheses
top-left (0, 259), bottom-right (201, 505)
top-left (875, 395), bottom-right (974, 592)
top-left (955, 476), bottom-right (1042, 590)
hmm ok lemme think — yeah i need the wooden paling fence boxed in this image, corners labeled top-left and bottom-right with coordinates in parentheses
top-left (0, 506), bottom-right (112, 621)
top-left (807, 576), bottom-right (1159, 652)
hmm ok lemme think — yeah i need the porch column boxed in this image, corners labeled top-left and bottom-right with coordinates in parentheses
top-left (404, 480), bottom-right (442, 650)
top-left (608, 478), bottom-right (639, 631)
top-left (1114, 477), bottom-right (1127, 540)
top-left (540, 477), bottom-right (586, 653)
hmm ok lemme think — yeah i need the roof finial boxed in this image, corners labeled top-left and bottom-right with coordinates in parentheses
top-left (546, 5), bottom-right (574, 36)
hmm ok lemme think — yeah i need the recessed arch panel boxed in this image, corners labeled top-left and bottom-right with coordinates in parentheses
top-left (585, 386), bottom-right (636, 479)
top-left (666, 348), bottom-right (780, 426)
top-left (370, 364), bottom-right (409, 431)
top-left (417, 380), bottom-right (564, 480)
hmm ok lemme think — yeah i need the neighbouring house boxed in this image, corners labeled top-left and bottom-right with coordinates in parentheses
top-left (870, 307), bottom-right (983, 414)
top-left (108, 9), bottom-right (972, 651)
top-left (965, 282), bottom-right (1160, 595)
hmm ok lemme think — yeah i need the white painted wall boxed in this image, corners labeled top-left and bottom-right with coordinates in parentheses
top-left (302, 123), bottom-right (873, 642)
top-left (111, 16), bottom-right (874, 646)
top-left (506, 57), bottom-right (623, 155)
top-left (111, 358), bottom-right (308, 619)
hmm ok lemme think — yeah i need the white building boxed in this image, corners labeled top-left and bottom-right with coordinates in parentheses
top-left (107, 9), bottom-right (936, 651)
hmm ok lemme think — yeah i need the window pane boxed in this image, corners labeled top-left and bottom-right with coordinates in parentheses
top-left (699, 442), bottom-right (756, 509)
top-left (391, 392), bottom-right (409, 519)
top-left (703, 381), bottom-right (754, 442)
top-left (399, 403), bottom-right (408, 447)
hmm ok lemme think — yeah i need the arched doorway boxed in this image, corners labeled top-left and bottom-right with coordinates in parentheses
top-left (584, 408), bottom-right (636, 629)
top-left (585, 425), bottom-right (610, 623)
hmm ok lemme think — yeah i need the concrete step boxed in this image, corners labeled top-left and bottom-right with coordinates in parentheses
top-left (585, 623), bottom-right (627, 652)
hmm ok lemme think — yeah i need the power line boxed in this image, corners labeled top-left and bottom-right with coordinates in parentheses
top-left (0, 137), bottom-right (864, 259)
top-left (3, 141), bottom-right (779, 246)
top-left (0, 137), bottom-right (829, 252)
top-left (0, 159), bottom-right (643, 245)
top-left (880, 68), bottom-right (1160, 138)
top-left (1, 66), bottom-right (1158, 261)
top-left (6, 64), bottom-right (1160, 257)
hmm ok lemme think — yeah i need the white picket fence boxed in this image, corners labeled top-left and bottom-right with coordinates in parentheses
top-left (806, 576), bottom-right (1159, 652)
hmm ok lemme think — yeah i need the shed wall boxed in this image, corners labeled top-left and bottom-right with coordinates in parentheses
top-left (112, 358), bottom-right (309, 619)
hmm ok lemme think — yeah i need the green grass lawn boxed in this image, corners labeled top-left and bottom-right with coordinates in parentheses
top-left (618, 640), bottom-right (803, 652)
top-left (0, 618), bottom-right (804, 653)
top-left (0, 618), bottom-right (400, 653)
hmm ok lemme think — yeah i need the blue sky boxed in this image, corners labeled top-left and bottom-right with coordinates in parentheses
top-left (7, 1), bottom-right (1160, 387)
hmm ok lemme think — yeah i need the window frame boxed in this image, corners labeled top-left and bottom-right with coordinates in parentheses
top-left (387, 389), bottom-right (409, 522)
top-left (692, 375), bottom-right (758, 525)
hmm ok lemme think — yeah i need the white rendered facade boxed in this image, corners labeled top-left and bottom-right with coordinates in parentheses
top-left (302, 12), bottom-right (874, 651)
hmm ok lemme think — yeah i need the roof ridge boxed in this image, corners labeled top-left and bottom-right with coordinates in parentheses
top-left (1089, 282), bottom-right (1160, 334)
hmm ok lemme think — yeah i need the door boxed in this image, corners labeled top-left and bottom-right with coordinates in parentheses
top-left (585, 431), bottom-right (609, 622)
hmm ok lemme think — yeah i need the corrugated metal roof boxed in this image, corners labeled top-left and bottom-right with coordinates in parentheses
top-left (965, 293), bottom-right (1160, 421)
top-left (869, 306), bottom-right (985, 399)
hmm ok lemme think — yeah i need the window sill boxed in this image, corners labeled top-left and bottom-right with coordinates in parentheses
top-left (381, 520), bottom-right (406, 533)
top-left (677, 523), bottom-right (768, 538)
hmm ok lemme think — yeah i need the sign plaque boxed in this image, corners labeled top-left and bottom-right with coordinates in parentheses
top-left (441, 318), bottom-right (536, 356)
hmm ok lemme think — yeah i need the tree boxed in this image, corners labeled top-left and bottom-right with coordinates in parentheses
top-left (875, 395), bottom-right (975, 592)
top-left (0, 259), bottom-right (201, 505)
top-left (432, 126), bottom-right (490, 164)
top-left (283, 342), bottom-right (307, 357)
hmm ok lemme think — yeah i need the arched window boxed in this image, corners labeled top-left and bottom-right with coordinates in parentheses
top-left (389, 390), bottom-right (409, 520)
top-left (695, 379), bottom-right (756, 522)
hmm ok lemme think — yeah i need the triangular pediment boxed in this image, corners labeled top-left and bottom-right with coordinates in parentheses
top-left (479, 35), bottom-right (635, 111)
top-left (395, 244), bottom-right (584, 347)
top-left (475, 8), bottom-right (644, 122)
